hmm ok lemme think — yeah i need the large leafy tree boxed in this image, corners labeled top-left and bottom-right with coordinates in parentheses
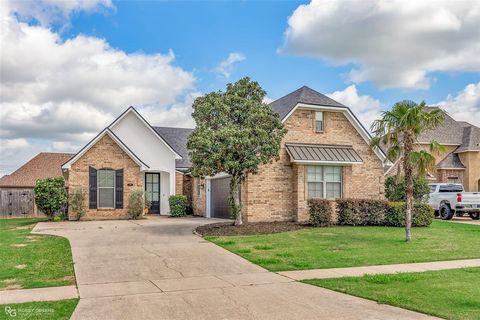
top-left (187, 77), bottom-right (287, 225)
top-left (371, 101), bottom-right (444, 241)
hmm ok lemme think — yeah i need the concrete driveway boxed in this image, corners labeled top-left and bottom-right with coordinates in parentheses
top-left (34, 217), bottom-right (436, 320)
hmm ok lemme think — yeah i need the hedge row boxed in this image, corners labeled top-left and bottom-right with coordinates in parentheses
top-left (307, 198), bottom-right (433, 227)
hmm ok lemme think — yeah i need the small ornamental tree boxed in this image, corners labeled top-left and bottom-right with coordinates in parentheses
top-left (34, 177), bottom-right (67, 220)
top-left (69, 187), bottom-right (87, 220)
top-left (128, 190), bottom-right (150, 219)
top-left (187, 77), bottom-right (287, 225)
top-left (371, 101), bottom-right (444, 241)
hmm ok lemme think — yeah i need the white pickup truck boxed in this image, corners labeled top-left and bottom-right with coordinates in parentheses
top-left (428, 183), bottom-right (480, 220)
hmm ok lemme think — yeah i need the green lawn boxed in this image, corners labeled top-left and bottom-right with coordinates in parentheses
top-left (304, 268), bottom-right (480, 320)
top-left (206, 221), bottom-right (480, 271)
top-left (0, 219), bottom-right (75, 290)
top-left (0, 299), bottom-right (78, 320)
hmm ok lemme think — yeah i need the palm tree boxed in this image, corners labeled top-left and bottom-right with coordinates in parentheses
top-left (409, 141), bottom-right (445, 177)
top-left (371, 101), bottom-right (444, 242)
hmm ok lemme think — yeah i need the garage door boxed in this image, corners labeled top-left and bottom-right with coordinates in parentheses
top-left (210, 177), bottom-right (232, 219)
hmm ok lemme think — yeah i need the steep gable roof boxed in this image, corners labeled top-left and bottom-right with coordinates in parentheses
top-left (0, 153), bottom-right (74, 188)
top-left (455, 126), bottom-right (480, 153)
top-left (62, 128), bottom-right (149, 170)
top-left (270, 86), bottom-right (346, 120)
top-left (418, 107), bottom-right (473, 145)
top-left (153, 127), bottom-right (194, 169)
top-left (437, 151), bottom-right (466, 169)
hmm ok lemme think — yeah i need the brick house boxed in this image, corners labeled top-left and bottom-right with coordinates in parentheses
top-left (192, 86), bottom-right (386, 222)
top-left (61, 86), bottom-right (386, 221)
top-left (385, 107), bottom-right (480, 192)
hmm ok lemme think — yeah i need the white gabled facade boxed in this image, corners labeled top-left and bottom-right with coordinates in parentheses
top-left (108, 107), bottom-right (181, 214)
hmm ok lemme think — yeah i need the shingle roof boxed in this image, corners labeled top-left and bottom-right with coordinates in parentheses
top-left (0, 153), bottom-right (74, 188)
top-left (437, 151), bottom-right (466, 169)
top-left (418, 107), bottom-right (475, 145)
top-left (455, 126), bottom-right (480, 153)
top-left (153, 127), bottom-right (194, 170)
top-left (270, 86), bottom-right (346, 120)
top-left (285, 143), bottom-right (363, 164)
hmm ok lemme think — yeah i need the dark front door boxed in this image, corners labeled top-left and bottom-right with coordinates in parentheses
top-left (145, 173), bottom-right (160, 214)
top-left (210, 177), bottom-right (232, 219)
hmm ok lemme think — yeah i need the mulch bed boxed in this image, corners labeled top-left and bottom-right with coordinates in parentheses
top-left (195, 221), bottom-right (311, 236)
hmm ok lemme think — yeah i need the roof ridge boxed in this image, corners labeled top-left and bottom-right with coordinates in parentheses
top-left (153, 126), bottom-right (194, 130)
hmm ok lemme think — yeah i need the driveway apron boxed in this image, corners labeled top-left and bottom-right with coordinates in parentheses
top-left (33, 217), bottom-right (437, 320)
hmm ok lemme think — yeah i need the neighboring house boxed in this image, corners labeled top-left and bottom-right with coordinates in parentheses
top-left (192, 86), bottom-right (386, 222)
top-left (385, 107), bottom-right (480, 192)
top-left (0, 152), bottom-right (74, 218)
top-left (62, 86), bottom-right (386, 221)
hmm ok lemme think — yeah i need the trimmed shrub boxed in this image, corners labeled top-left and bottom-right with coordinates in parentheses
top-left (385, 175), bottom-right (430, 202)
top-left (308, 199), bottom-right (333, 227)
top-left (336, 199), bottom-right (389, 226)
top-left (34, 177), bottom-right (67, 220)
top-left (69, 187), bottom-right (87, 221)
top-left (385, 202), bottom-right (434, 227)
top-left (128, 190), bottom-right (149, 219)
top-left (169, 195), bottom-right (188, 217)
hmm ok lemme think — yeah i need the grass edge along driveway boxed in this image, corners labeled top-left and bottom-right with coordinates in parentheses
top-left (206, 221), bottom-right (480, 271)
top-left (0, 218), bottom-right (76, 290)
top-left (303, 268), bottom-right (480, 320)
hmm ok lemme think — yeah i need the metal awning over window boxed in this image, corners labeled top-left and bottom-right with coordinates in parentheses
top-left (285, 143), bottom-right (363, 165)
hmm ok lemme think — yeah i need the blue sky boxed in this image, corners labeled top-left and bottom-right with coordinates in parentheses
top-left (1, 0), bottom-right (479, 175)
top-left (61, 1), bottom-right (475, 105)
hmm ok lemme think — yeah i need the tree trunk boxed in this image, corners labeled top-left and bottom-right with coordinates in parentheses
top-left (403, 130), bottom-right (414, 242)
top-left (395, 156), bottom-right (402, 183)
top-left (229, 177), bottom-right (242, 226)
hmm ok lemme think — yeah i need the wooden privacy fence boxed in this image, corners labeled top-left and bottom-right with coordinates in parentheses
top-left (0, 189), bottom-right (36, 218)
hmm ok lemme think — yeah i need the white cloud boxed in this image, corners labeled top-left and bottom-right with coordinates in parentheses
top-left (327, 85), bottom-right (382, 130)
top-left (215, 52), bottom-right (246, 78)
top-left (6, 0), bottom-right (114, 26)
top-left (282, 0), bottom-right (480, 89)
top-left (437, 82), bottom-right (480, 127)
top-left (0, 3), bottom-right (197, 175)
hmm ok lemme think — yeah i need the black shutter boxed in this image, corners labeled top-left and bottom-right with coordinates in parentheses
top-left (115, 169), bottom-right (124, 209)
top-left (89, 166), bottom-right (97, 209)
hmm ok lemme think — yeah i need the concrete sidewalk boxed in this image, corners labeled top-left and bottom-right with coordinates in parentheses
top-left (279, 258), bottom-right (480, 280)
top-left (0, 286), bottom-right (78, 305)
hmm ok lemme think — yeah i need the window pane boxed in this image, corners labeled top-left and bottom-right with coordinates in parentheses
top-left (152, 193), bottom-right (159, 201)
top-left (146, 184), bottom-right (152, 192)
top-left (316, 112), bottom-right (323, 121)
top-left (152, 174), bottom-right (159, 183)
top-left (316, 121), bottom-right (323, 132)
top-left (307, 166), bottom-right (323, 182)
top-left (99, 188), bottom-right (114, 208)
top-left (326, 182), bottom-right (341, 198)
top-left (146, 174), bottom-right (152, 183)
top-left (308, 182), bottom-right (323, 198)
top-left (153, 183), bottom-right (159, 192)
top-left (325, 166), bottom-right (341, 182)
top-left (98, 170), bottom-right (114, 187)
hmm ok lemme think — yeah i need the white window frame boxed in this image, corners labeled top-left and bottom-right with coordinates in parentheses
top-left (97, 169), bottom-right (116, 209)
top-left (307, 165), bottom-right (342, 199)
top-left (315, 111), bottom-right (324, 132)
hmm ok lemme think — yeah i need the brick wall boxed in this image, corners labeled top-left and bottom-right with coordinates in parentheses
top-left (68, 134), bottom-right (143, 220)
top-left (191, 177), bottom-right (206, 216)
top-left (175, 172), bottom-right (183, 195)
top-left (244, 109), bottom-right (384, 222)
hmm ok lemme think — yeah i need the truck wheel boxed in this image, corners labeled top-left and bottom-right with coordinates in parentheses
top-left (469, 212), bottom-right (480, 220)
top-left (439, 204), bottom-right (454, 220)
